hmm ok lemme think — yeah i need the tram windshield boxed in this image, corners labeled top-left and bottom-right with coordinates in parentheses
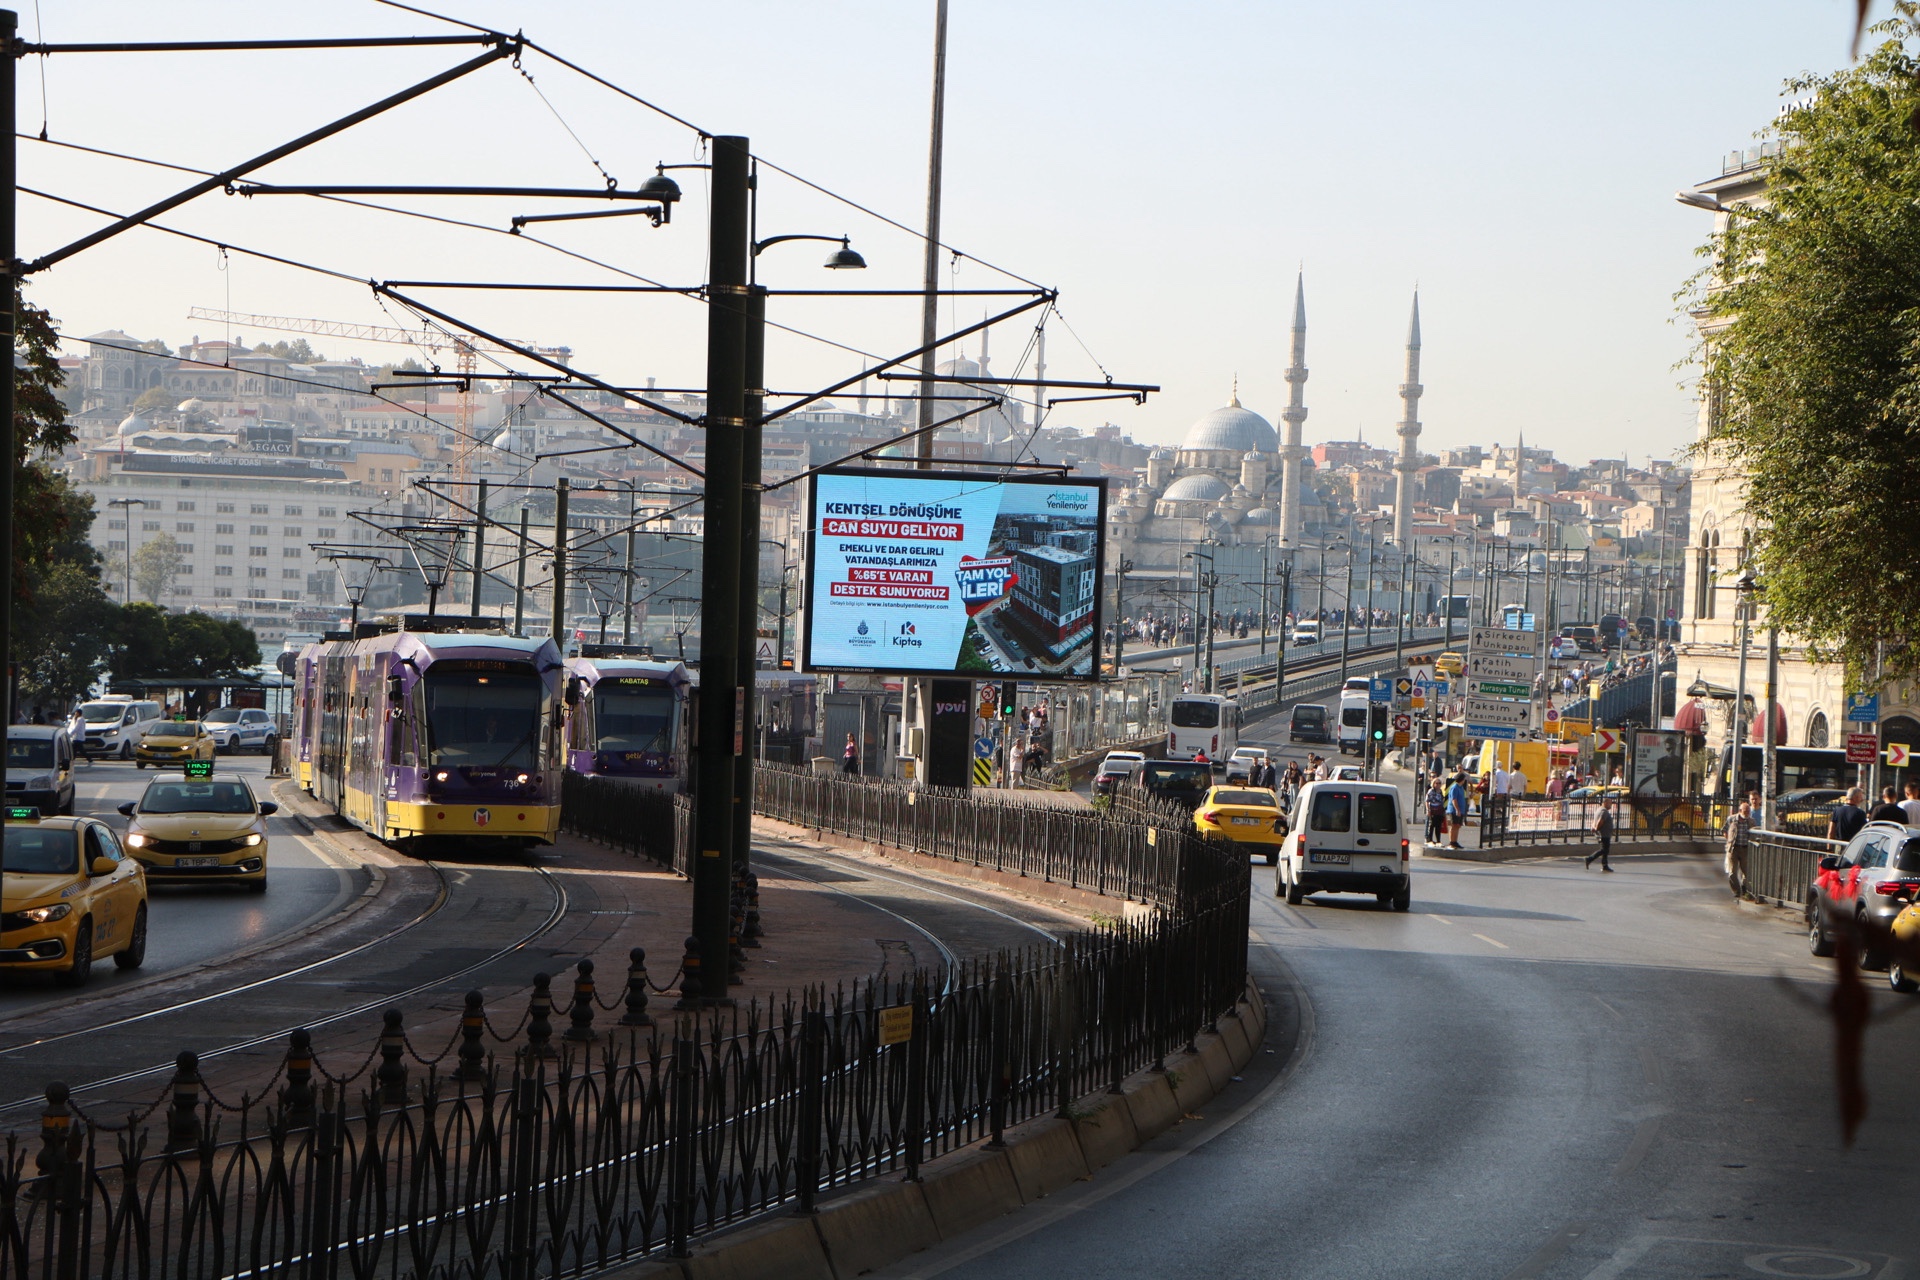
top-left (423, 670), bottom-right (543, 769)
top-left (595, 686), bottom-right (676, 756)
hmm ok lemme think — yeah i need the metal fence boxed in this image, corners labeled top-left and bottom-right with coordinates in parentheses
top-left (559, 772), bottom-right (693, 874)
top-left (1742, 829), bottom-right (1838, 907)
top-left (1480, 794), bottom-right (1712, 846)
top-left (10, 773), bottom-right (1251, 1279)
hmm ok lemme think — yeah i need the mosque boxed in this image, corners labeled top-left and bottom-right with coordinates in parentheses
top-left (1110, 275), bottom-right (1426, 573)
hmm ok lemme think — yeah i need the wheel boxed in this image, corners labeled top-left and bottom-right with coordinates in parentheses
top-left (1274, 869), bottom-right (1285, 898)
top-left (1858, 910), bottom-right (1888, 971)
top-left (135, 761), bottom-right (146, 770)
top-left (1376, 892), bottom-right (1392, 905)
top-left (57, 795), bottom-right (73, 816)
top-left (246, 877), bottom-right (267, 894)
top-left (1285, 878), bottom-right (1305, 906)
top-left (1809, 909), bottom-right (1836, 958)
top-left (1391, 888), bottom-right (1411, 913)
top-left (264, 735), bottom-right (279, 758)
top-left (1265, 848), bottom-right (1278, 866)
top-left (1892, 960), bottom-right (1919, 994)
top-left (56, 920), bottom-right (93, 988)
top-left (119, 741), bottom-right (132, 760)
top-left (114, 904), bottom-right (147, 970)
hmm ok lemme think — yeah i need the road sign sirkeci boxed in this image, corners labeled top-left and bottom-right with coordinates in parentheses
top-left (1889, 743), bottom-right (1911, 769)
top-left (1846, 733), bottom-right (1879, 764)
top-left (1470, 625), bottom-right (1533, 654)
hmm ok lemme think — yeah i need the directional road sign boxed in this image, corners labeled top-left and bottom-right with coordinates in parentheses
top-left (1846, 692), bottom-right (1880, 724)
top-left (1890, 743), bottom-right (1911, 769)
top-left (974, 736), bottom-right (996, 760)
top-left (1369, 676), bottom-right (1394, 703)
top-left (1470, 625), bottom-right (1534, 654)
top-left (1433, 680), bottom-right (1450, 696)
top-left (1464, 696), bottom-right (1529, 728)
top-left (1471, 679), bottom-right (1532, 699)
top-left (1594, 729), bottom-right (1622, 752)
top-left (1467, 653), bottom-right (1536, 683)
top-left (1846, 732), bottom-right (1879, 764)
top-left (1467, 724), bottom-right (1520, 741)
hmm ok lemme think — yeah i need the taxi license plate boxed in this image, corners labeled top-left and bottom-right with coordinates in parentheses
top-left (1231, 816), bottom-right (1261, 826)
top-left (174, 856), bottom-right (219, 868)
top-left (1308, 851), bottom-right (1350, 865)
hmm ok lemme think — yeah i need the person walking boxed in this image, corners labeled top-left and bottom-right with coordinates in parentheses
top-left (842, 732), bottom-right (859, 776)
top-left (1509, 763), bottom-right (1531, 800)
top-left (1827, 787), bottom-right (1868, 843)
top-left (1901, 780), bottom-right (1920, 826)
top-left (1724, 797), bottom-right (1753, 896)
top-left (1424, 777), bottom-right (1447, 845)
top-left (1868, 785), bottom-right (1906, 825)
top-left (1584, 800), bottom-right (1615, 870)
top-left (1446, 773), bottom-right (1469, 850)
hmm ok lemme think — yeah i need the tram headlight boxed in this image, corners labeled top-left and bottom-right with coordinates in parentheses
top-left (515, 772), bottom-right (530, 785)
top-left (434, 770), bottom-right (449, 782)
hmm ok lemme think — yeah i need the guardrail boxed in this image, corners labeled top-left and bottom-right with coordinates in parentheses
top-left (1480, 794), bottom-right (1711, 845)
top-left (7, 776), bottom-right (1251, 1279)
top-left (1743, 829), bottom-right (1838, 907)
top-left (560, 771), bottom-right (693, 874)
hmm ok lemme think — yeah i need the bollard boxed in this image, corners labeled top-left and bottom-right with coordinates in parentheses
top-left (283, 1028), bottom-right (316, 1127)
top-left (673, 935), bottom-right (703, 1011)
top-left (165, 1051), bottom-right (203, 1154)
top-left (457, 991), bottom-right (489, 1081)
top-left (38, 1083), bottom-right (83, 1272)
top-left (524, 972), bottom-right (557, 1059)
top-left (727, 882), bottom-right (747, 985)
top-left (619, 947), bottom-right (655, 1028)
top-left (742, 872), bottom-right (764, 945)
top-left (36, 1082), bottom-right (71, 1182)
top-left (376, 1008), bottom-right (408, 1105)
top-left (564, 958), bottom-right (597, 1043)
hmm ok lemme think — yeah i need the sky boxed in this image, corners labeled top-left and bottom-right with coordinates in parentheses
top-left (17, 0), bottom-right (1858, 466)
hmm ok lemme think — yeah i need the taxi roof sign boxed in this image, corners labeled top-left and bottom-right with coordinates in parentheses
top-left (5, 806), bottom-right (41, 822)
top-left (182, 759), bottom-right (215, 779)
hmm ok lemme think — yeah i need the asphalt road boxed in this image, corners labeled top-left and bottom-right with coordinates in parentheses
top-left (883, 683), bottom-right (1920, 1279)
top-left (0, 751), bottom-right (353, 1016)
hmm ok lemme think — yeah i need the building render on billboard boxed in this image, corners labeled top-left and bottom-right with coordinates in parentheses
top-left (1010, 530), bottom-right (1098, 658)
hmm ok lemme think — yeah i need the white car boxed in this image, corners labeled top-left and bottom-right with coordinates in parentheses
top-left (1277, 778), bottom-right (1410, 911)
top-left (1290, 622), bottom-right (1322, 646)
top-left (203, 707), bottom-right (278, 755)
top-left (1549, 636), bottom-right (1579, 661)
top-left (1098, 750), bottom-right (1145, 778)
top-left (1225, 747), bottom-right (1269, 783)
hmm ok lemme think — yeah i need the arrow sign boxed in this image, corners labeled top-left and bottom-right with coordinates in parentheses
top-left (1889, 743), bottom-right (1911, 769)
top-left (1470, 625), bottom-right (1534, 654)
top-left (1594, 729), bottom-right (1621, 751)
top-left (1468, 653), bottom-right (1536, 683)
top-left (1464, 696), bottom-right (1529, 727)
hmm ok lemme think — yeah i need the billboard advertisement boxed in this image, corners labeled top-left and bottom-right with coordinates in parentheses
top-left (804, 468), bottom-right (1107, 681)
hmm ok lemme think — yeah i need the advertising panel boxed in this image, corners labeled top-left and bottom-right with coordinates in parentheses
top-left (804, 469), bottom-right (1107, 681)
top-left (1630, 731), bottom-right (1690, 798)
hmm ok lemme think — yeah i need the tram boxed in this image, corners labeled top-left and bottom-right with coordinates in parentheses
top-left (291, 630), bottom-right (352, 793)
top-left (562, 648), bottom-right (692, 793)
top-left (303, 617), bottom-right (565, 849)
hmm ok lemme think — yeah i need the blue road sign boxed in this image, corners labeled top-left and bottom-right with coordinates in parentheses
top-left (974, 736), bottom-right (996, 759)
top-left (1368, 676), bottom-right (1394, 703)
top-left (1433, 680), bottom-right (1450, 696)
top-left (1846, 692), bottom-right (1880, 724)
top-left (1466, 723), bottom-right (1520, 741)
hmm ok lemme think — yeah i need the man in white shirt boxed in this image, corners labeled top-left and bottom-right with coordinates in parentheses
top-left (1509, 765), bottom-right (1530, 799)
top-left (1492, 766), bottom-right (1511, 797)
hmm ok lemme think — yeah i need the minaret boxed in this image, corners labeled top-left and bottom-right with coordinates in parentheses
top-left (1391, 292), bottom-right (1423, 546)
top-left (1277, 272), bottom-right (1309, 548)
top-left (1514, 427), bottom-right (1526, 499)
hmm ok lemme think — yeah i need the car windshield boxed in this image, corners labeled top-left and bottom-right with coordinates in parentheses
top-left (146, 722), bottom-right (201, 738)
top-left (202, 708), bottom-right (242, 724)
top-left (139, 780), bottom-right (256, 815)
top-left (1171, 702), bottom-right (1219, 729)
top-left (423, 670), bottom-right (542, 768)
top-left (79, 702), bottom-right (128, 723)
top-left (3, 826), bottom-right (78, 874)
top-left (1213, 789), bottom-right (1276, 808)
top-left (594, 686), bottom-right (675, 755)
top-left (6, 739), bottom-right (54, 769)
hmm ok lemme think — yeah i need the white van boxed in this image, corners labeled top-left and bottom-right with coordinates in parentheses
top-left (78, 697), bottom-right (165, 759)
top-left (1290, 620), bottom-right (1322, 646)
top-left (1336, 689), bottom-right (1368, 756)
top-left (1277, 778), bottom-right (1409, 911)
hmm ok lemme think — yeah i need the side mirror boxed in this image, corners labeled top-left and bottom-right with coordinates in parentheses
top-left (90, 856), bottom-right (117, 877)
top-left (387, 674), bottom-right (405, 705)
top-left (1819, 854), bottom-right (1842, 871)
top-left (117, 801), bottom-right (135, 817)
top-left (564, 676), bottom-right (584, 708)
top-left (259, 802), bottom-right (279, 816)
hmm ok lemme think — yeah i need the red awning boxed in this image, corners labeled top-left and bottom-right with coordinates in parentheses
top-left (1752, 702), bottom-right (1789, 744)
top-left (1673, 699), bottom-right (1707, 734)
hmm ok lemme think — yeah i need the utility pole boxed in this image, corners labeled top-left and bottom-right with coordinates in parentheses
top-left (622, 484), bottom-right (636, 645)
top-left (733, 283), bottom-right (767, 886)
top-left (1339, 545), bottom-right (1355, 688)
top-left (550, 477), bottom-right (569, 643)
top-left (1443, 546), bottom-right (1455, 651)
top-left (1203, 571), bottom-right (1218, 694)
top-left (470, 477), bottom-right (487, 615)
top-left (1276, 557), bottom-right (1292, 698)
top-left (1112, 556), bottom-right (1133, 674)
top-left (1363, 531), bottom-right (1374, 647)
top-left (1394, 543), bottom-right (1409, 668)
top-left (1259, 540), bottom-right (1271, 657)
top-left (0, 10), bottom-right (13, 726)
top-left (513, 507), bottom-right (529, 638)
top-left (693, 134), bottom-right (752, 1002)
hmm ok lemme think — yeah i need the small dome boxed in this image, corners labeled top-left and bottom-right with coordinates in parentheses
top-left (1243, 507), bottom-right (1278, 525)
top-left (1162, 473), bottom-right (1232, 503)
top-left (1180, 396), bottom-right (1276, 453)
top-left (117, 412), bottom-right (151, 436)
top-left (1149, 446), bottom-right (1175, 460)
top-left (936, 355), bottom-right (982, 379)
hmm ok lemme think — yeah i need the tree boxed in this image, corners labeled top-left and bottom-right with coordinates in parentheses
top-left (163, 612), bottom-right (260, 679)
top-left (132, 385), bottom-right (174, 415)
top-left (1686, 16), bottom-right (1920, 679)
top-left (131, 533), bottom-right (185, 604)
top-left (16, 563), bottom-right (115, 709)
top-left (106, 603), bottom-right (172, 682)
top-left (254, 338), bottom-right (321, 362)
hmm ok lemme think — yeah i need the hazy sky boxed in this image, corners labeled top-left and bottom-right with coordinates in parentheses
top-left (19, 1), bottom-right (1851, 465)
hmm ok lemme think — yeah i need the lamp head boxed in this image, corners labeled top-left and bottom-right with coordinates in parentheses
top-left (824, 236), bottom-right (866, 269)
top-left (636, 166), bottom-right (682, 219)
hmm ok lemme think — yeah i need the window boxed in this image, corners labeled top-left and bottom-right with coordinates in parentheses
top-left (318, 507), bottom-right (337, 518)
top-left (216, 503), bottom-right (235, 514)
top-left (249, 525), bottom-right (269, 536)
top-left (214, 545), bottom-right (233, 556)
top-left (381, 469), bottom-right (394, 482)
top-left (215, 565), bottom-right (233, 577)
top-left (176, 501), bottom-right (195, 512)
top-left (215, 523), bottom-right (234, 534)
top-left (141, 521), bottom-right (161, 532)
top-left (283, 526), bottom-right (302, 538)
top-left (175, 522), bottom-right (194, 532)
top-left (251, 504), bottom-right (269, 515)
top-left (284, 505), bottom-right (303, 516)
top-left (175, 544), bottom-right (193, 555)
top-left (283, 547), bottom-right (301, 559)
top-left (107, 540), bottom-right (125, 552)
top-left (1171, 701), bottom-right (1219, 729)
top-left (107, 519), bottom-right (126, 531)
top-left (249, 546), bottom-right (267, 557)
top-left (172, 584), bottom-right (193, 596)
top-left (1357, 793), bottom-right (1399, 834)
top-left (317, 527), bottom-right (336, 538)
top-left (284, 592), bottom-right (302, 602)
top-left (1308, 789), bottom-right (1352, 833)
top-left (282, 569), bottom-right (302, 580)
top-left (213, 587), bottom-right (233, 598)
top-left (248, 566), bottom-right (267, 579)
top-left (246, 588), bottom-right (267, 599)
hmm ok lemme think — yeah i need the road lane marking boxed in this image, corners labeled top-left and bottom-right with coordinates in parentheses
top-left (1593, 996), bottom-right (1623, 1020)
top-left (1472, 932), bottom-right (1509, 949)
top-left (1612, 1116), bottom-right (1661, 1179)
top-left (1425, 914), bottom-right (1453, 925)
top-left (1503, 1220), bottom-right (1591, 1280)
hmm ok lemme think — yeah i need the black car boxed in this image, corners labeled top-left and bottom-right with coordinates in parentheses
top-left (1289, 703), bottom-right (1332, 745)
top-left (1135, 760), bottom-right (1214, 811)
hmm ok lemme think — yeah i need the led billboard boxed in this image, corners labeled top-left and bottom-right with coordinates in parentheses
top-left (803, 468), bottom-right (1107, 681)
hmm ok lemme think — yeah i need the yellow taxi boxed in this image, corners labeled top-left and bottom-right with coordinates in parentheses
top-left (119, 764), bottom-right (276, 892)
top-left (135, 720), bottom-right (215, 769)
top-left (1434, 652), bottom-right (1465, 678)
top-left (1193, 785), bottom-right (1288, 865)
top-left (1, 806), bottom-right (148, 985)
top-left (1890, 898), bottom-right (1919, 995)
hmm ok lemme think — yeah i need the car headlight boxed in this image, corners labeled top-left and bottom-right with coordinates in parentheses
top-left (18, 903), bottom-right (70, 924)
top-left (125, 832), bottom-right (149, 848)
top-left (25, 775), bottom-right (52, 789)
top-left (243, 833), bottom-right (263, 846)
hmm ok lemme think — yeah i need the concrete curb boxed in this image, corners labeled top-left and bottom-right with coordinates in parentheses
top-left (607, 982), bottom-right (1267, 1280)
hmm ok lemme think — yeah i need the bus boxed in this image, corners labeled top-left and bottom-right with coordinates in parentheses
top-left (1438, 595), bottom-right (1474, 621)
top-left (1168, 693), bottom-right (1240, 764)
top-left (1713, 744), bottom-right (1856, 804)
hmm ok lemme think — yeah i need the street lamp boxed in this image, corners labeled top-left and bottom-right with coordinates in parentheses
top-left (107, 498), bottom-right (150, 602)
top-left (753, 233), bottom-right (867, 273)
top-left (1182, 548), bottom-right (1218, 693)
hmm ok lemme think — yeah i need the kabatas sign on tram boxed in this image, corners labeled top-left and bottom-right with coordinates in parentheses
top-left (609, 676), bottom-right (662, 686)
top-left (431, 659), bottom-right (525, 673)
top-left (804, 467), bottom-right (1108, 683)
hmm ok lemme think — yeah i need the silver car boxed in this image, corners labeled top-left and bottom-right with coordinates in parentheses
top-left (1808, 820), bottom-right (1920, 967)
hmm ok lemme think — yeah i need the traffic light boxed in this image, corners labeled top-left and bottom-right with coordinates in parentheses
top-left (1368, 703), bottom-right (1388, 744)
top-left (1002, 685), bottom-right (1017, 719)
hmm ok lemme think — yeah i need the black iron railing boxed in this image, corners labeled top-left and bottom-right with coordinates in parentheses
top-left (9, 775), bottom-right (1249, 1279)
top-left (1480, 793), bottom-right (1712, 846)
top-left (559, 772), bottom-right (694, 874)
top-left (1742, 829), bottom-right (1837, 907)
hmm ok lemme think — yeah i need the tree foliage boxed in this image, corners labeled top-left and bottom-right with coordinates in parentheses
top-left (106, 605), bottom-right (260, 682)
top-left (1688, 18), bottom-right (1920, 679)
top-left (16, 562), bottom-right (116, 706)
top-left (131, 533), bottom-right (185, 604)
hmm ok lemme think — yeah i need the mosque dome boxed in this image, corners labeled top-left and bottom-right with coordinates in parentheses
top-left (1242, 507), bottom-right (1278, 526)
top-left (117, 412), bottom-right (151, 436)
top-left (1179, 395), bottom-right (1276, 453)
top-left (1162, 473), bottom-right (1232, 503)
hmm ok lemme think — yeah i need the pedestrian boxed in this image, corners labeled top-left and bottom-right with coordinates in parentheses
top-left (1868, 785), bottom-right (1906, 825)
top-left (1509, 764), bottom-right (1530, 800)
top-left (1902, 780), bottom-right (1920, 826)
top-left (1584, 800), bottom-right (1615, 871)
top-left (1724, 797), bottom-right (1753, 896)
top-left (1425, 777), bottom-right (1447, 844)
top-left (1827, 787), bottom-right (1868, 843)
top-left (1546, 770), bottom-right (1565, 800)
top-left (1446, 773), bottom-right (1468, 849)
top-left (842, 732), bottom-right (859, 776)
